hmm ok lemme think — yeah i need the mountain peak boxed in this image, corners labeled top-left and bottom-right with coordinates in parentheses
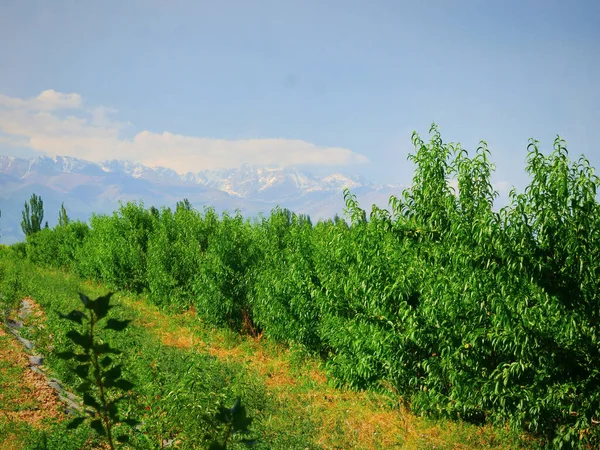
top-left (0, 155), bottom-right (380, 194)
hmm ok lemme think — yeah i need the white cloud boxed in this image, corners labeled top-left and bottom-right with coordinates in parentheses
top-left (0, 89), bottom-right (82, 111)
top-left (447, 178), bottom-right (459, 193)
top-left (134, 131), bottom-right (369, 173)
top-left (492, 180), bottom-right (513, 194)
top-left (0, 90), bottom-right (369, 172)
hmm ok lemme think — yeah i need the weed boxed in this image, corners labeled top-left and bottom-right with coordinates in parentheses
top-left (56, 292), bottom-right (137, 448)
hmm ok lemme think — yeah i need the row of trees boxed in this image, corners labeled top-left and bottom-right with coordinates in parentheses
top-left (13, 125), bottom-right (600, 448)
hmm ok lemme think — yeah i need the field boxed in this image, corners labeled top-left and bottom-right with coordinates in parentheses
top-left (1, 126), bottom-right (599, 449)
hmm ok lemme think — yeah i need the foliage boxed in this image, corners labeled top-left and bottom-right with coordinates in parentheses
top-left (209, 397), bottom-right (255, 449)
top-left (176, 198), bottom-right (193, 212)
top-left (0, 247), bottom-right (542, 449)
top-left (0, 253), bottom-right (266, 449)
top-left (192, 210), bottom-right (262, 331)
top-left (10, 241), bottom-right (27, 259)
top-left (21, 193), bottom-right (45, 237)
top-left (26, 221), bottom-right (89, 270)
top-left (146, 206), bottom-right (217, 309)
top-left (59, 202), bottom-right (70, 227)
top-left (76, 202), bottom-right (155, 292)
top-left (56, 292), bottom-right (137, 449)
top-left (250, 207), bottom-right (321, 350)
top-left (0, 247), bottom-right (27, 319)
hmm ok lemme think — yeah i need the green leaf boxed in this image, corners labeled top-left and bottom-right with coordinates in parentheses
top-left (232, 403), bottom-right (253, 433)
top-left (54, 351), bottom-right (76, 360)
top-left (78, 293), bottom-right (90, 308)
top-left (113, 379), bottom-right (134, 391)
top-left (66, 416), bottom-right (86, 430)
top-left (93, 293), bottom-right (114, 319)
top-left (214, 405), bottom-right (229, 424)
top-left (76, 381), bottom-right (92, 394)
top-left (94, 343), bottom-right (122, 355)
top-left (105, 319), bottom-right (131, 331)
top-left (104, 364), bottom-right (122, 381)
top-left (105, 399), bottom-right (120, 416)
top-left (83, 392), bottom-right (100, 409)
top-left (123, 418), bottom-right (140, 427)
top-left (58, 310), bottom-right (87, 324)
top-left (90, 419), bottom-right (106, 436)
top-left (100, 356), bottom-right (113, 368)
top-left (74, 363), bottom-right (89, 378)
top-left (74, 353), bottom-right (89, 363)
top-left (116, 435), bottom-right (130, 443)
top-left (66, 330), bottom-right (90, 350)
top-left (229, 397), bottom-right (241, 415)
top-left (208, 442), bottom-right (226, 450)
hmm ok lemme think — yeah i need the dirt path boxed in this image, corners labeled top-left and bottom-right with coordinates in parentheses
top-left (0, 324), bottom-right (65, 449)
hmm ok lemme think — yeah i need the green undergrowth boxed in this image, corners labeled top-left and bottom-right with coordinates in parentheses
top-left (0, 253), bottom-right (267, 449)
top-left (0, 247), bottom-right (542, 449)
top-left (0, 419), bottom-right (97, 450)
top-left (0, 311), bottom-right (96, 449)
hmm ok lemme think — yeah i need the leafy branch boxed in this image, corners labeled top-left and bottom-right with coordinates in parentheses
top-left (57, 292), bottom-right (137, 449)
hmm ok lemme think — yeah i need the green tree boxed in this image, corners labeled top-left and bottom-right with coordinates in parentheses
top-left (59, 202), bottom-right (70, 227)
top-left (176, 198), bottom-right (192, 212)
top-left (149, 205), bottom-right (160, 219)
top-left (21, 193), bottom-right (44, 237)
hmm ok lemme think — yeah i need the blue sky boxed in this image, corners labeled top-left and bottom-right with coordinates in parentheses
top-left (0, 0), bottom-right (599, 192)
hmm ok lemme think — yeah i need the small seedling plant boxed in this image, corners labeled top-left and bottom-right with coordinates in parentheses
top-left (57, 292), bottom-right (137, 449)
top-left (209, 397), bottom-right (255, 449)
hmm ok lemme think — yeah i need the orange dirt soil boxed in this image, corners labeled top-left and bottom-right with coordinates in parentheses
top-left (0, 326), bottom-right (64, 428)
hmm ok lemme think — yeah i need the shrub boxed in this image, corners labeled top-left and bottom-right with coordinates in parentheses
top-left (250, 207), bottom-right (321, 350)
top-left (77, 202), bottom-right (155, 292)
top-left (192, 210), bottom-right (262, 331)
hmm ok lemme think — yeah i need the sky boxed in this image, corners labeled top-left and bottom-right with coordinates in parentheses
top-left (0, 0), bottom-right (599, 192)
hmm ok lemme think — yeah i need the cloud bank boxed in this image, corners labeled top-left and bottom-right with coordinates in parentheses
top-left (0, 90), bottom-right (369, 173)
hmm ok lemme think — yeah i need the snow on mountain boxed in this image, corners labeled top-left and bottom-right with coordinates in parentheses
top-left (187, 165), bottom-right (370, 198)
top-left (0, 156), bottom-right (395, 197)
top-left (0, 155), bottom-right (107, 178)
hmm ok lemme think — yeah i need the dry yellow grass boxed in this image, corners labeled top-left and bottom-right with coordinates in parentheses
top-left (124, 297), bottom-right (539, 449)
top-left (127, 301), bottom-right (424, 448)
top-left (0, 327), bottom-right (65, 449)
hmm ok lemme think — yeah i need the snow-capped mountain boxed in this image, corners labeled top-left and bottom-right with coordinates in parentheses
top-left (0, 155), bottom-right (404, 244)
top-left (187, 166), bottom-right (366, 198)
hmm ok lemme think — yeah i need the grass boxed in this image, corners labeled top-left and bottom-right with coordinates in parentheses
top-left (132, 302), bottom-right (540, 450)
top-left (0, 253), bottom-right (543, 449)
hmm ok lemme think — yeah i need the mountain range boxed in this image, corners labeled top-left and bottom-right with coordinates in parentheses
top-left (0, 155), bottom-right (405, 244)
